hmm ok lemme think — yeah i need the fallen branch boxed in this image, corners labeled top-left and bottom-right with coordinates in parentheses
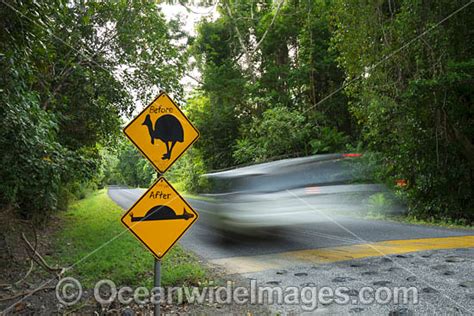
top-left (13, 260), bottom-right (34, 287)
top-left (21, 233), bottom-right (64, 276)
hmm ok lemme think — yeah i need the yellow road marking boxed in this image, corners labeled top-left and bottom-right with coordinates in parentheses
top-left (210, 236), bottom-right (474, 274)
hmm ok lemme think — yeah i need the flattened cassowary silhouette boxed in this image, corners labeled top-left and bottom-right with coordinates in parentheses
top-left (142, 114), bottom-right (184, 160)
top-left (129, 206), bottom-right (194, 222)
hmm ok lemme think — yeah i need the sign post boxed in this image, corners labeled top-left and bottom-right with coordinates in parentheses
top-left (154, 171), bottom-right (161, 316)
top-left (154, 258), bottom-right (161, 316)
top-left (121, 92), bottom-right (200, 315)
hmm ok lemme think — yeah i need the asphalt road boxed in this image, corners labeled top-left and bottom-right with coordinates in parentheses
top-left (108, 186), bottom-right (471, 260)
top-left (108, 186), bottom-right (474, 315)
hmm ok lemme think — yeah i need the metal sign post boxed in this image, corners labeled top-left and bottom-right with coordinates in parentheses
top-left (154, 171), bottom-right (162, 316)
top-left (154, 258), bottom-right (161, 316)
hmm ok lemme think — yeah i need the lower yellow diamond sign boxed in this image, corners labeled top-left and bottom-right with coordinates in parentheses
top-left (121, 177), bottom-right (198, 259)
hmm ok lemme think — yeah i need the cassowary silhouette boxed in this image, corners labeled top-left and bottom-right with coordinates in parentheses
top-left (129, 206), bottom-right (194, 222)
top-left (142, 114), bottom-right (184, 160)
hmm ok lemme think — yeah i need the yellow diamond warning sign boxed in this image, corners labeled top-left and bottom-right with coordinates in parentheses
top-left (121, 177), bottom-right (198, 259)
top-left (123, 92), bottom-right (200, 173)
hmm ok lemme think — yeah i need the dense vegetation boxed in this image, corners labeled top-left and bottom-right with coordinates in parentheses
top-left (331, 1), bottom-right (473, 223)
top-left (0, 1), bottom-right (184, 222)
top-left (185, 0), bottom-right (473, 223)
top-left (189, 0), bottom-right (352, 169)
top-left (1, 0), bottom-right (472, 224)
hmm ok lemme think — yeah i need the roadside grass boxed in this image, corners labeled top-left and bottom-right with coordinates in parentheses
top-left (53, 189), bottom-right (206, 288)
top-left (367, 214), bottom-right (474, 230)
top-left (335, 206), bottom-right (473, 230)
top-left (361, 192), bottom-right (473, 229)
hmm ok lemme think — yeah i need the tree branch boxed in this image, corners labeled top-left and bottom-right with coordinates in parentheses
top-left (251, 0), bottom-right (285, 54)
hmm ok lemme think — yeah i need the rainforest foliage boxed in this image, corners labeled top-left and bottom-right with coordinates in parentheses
top-left (183, 0), bottom-right (473, 222)
top-left (0, 0), bottom-right (184, 222)
top-left (1, 0), bottom-right (472, 223)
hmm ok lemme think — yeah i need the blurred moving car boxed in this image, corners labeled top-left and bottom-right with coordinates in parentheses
top-left (201, 154), bottom-right (403, 235)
